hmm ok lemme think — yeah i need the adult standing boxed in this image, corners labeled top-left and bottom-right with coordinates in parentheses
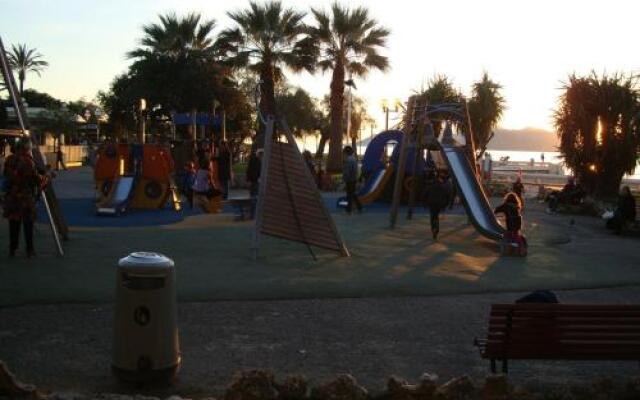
top-left (512, 176), bottom-right (525, 205)
top-left (216, 140), bottom-right (232, 200)
top-left (56, 146), bottom-right (67, 171)
top-left (423, 171), bottom-right (452, 241)
top-left (246, 149), bottom-right (263, 219)
top-left (342, 146), bottom-right (361, 214)
top-left (3, 138), bottom-right (44, 257)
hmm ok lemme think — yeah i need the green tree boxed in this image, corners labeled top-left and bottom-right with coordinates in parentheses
top-left (554, 72), bottom-right (640, 199)
top-left (218, 1), bottom-right (316, 145)
top-left (309, 3), bottom-right (390, 172)
top-left (22, 89), bottom-right (63, 109)
top-left (127, 12), bottom-right (217, 60)
top-left (467, 72), bottom-right (506, 159)
top-left (101, 12), bottom-right (251, 142)
top-left (416, 75), bottom-right (461, 137)
top-left (275, 86), bottom-right (322, 137)
top-left (6, 43), bottom-right (49, 95)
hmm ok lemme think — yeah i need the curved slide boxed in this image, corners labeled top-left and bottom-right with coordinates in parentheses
top-left (337, 165), bottom-right (395, 207)
top-left (440, 144), bottom-right (505, 241)
top-left (97, 175), bottom-right (136, 216)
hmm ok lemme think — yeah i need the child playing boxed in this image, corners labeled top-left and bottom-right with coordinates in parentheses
top-left (494, 192), bottom-right (527, 254)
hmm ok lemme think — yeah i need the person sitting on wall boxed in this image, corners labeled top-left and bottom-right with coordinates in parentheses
top-left (606, 186), bottom-right (637, 234)
top-left (547, 176), bottom-right (585, 213)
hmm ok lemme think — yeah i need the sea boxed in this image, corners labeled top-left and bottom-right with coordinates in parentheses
top-left (295, 136), bottom-right (640, 180)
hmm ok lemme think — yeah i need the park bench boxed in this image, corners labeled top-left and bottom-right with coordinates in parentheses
top-left (474, 303), bottom-right (640, 373)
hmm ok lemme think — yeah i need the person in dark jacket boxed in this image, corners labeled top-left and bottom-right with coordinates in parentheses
top-left (423, 170), bottom-right (452, 240)
top-left (343, 146), bottom-right (362, 214)
top-left (607, 186), bottom-right (636, 234)
top-left (494, 192), bottom-right (523, 234)
top-left (246, 149), bottom-right (262, 198)
top-left (3, 138), bottom-right (45, 257)
top-left (216, 140), bottom-right (232, 199)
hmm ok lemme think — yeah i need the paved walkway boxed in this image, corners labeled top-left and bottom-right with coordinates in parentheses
top-left (1, 287), bottom-right (639, 397)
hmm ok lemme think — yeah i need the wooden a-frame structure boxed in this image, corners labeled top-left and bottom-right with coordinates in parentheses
top-left (251, 116), bottom-right (349, 259)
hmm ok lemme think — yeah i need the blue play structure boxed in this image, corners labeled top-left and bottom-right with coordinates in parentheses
top-left (338, 130), bottom-right (427, 207)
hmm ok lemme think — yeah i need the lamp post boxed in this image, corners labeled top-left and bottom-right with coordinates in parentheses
top-left (345, 77), bottom-right (357, 152)
top-left (381, 98), bottom-right (401, 131)
top-left (139, 98), bottom-right (147, 144)
top-left (94, 108), bottom-right (102, 142)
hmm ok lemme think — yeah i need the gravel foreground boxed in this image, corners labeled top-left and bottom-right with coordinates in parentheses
top-left (2, 287), bottom-right (640, 398)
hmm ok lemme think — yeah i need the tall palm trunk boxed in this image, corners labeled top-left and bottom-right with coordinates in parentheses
top-left (315, 132), bottom-right (328, 159)
top-left (257, 58), bottom-right (276, 148)
top-left (327, 61), bottom-right (345, 173)
top-left (18, 70), bottom-right (25, 95)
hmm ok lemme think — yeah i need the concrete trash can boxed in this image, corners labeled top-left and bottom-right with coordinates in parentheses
top-left (112, 252), bottom-right (180, 382)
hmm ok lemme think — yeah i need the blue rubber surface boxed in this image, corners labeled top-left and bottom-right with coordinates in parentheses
top-left (36, 198), bottom-right (239, 227)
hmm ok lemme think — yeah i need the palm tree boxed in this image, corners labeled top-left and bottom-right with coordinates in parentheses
top-left (217, 1), bottom-right (316, 145)
top-left (554, 72), bottom-right (640, 199)
top-left (127, 12), bottom-right (217, 60)
top-left (467, 72), bottom-right (506, 160)
top-left (309, 3), bottom-right (390, 172)
top-left (7, 44), bottom-right (49, 95)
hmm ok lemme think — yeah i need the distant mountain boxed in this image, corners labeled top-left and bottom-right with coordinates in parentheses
top-left (487, 127), bottom-right (558, 152)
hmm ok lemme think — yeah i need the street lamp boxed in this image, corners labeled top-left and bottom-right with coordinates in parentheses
top-left (94, 108), bottom-right (102, 142)
top-left (381, 98), bottom-right (401, 131)
top-left (139, 98), bottom-right (147, 144)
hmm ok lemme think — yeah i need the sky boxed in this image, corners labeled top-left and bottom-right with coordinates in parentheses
top-left (1, 0), bottom-right (638, 132)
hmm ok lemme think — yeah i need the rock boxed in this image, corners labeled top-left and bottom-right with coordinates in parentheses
top-left (482, 375), bottom-right (508, 400)
top-left (224, 370), bottom-right (279, 400)
top-left (311, 374), bottom-right (368, 400)
top-left (0, 360), bottom-right (45, 399)
top-left (386, 374), bottom-right (437, 400)
top-left (277, 375), bottom-right (309, 400)
top-left (434, 376), bottom-right (476, 400)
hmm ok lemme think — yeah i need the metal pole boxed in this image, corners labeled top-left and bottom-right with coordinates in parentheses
top-left (222, 109), bottom-right (226, 141)
top-left (0, 35), bottom-right (64, 255)
top-left (385, 109), bottom-right (389, 131)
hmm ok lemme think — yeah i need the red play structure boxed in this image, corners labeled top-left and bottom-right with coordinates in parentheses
top-left (94, 143), bottom-right (180, 215)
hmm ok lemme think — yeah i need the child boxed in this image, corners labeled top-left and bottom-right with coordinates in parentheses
top-left (494, 192), bottom-right (526, 254)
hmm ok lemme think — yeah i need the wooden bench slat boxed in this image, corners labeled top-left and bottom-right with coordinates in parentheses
top-left (477, 303), bottom-right (640, 372)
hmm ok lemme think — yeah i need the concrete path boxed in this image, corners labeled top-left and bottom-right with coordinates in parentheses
top-left (1, 287), bottom-right (639, 397)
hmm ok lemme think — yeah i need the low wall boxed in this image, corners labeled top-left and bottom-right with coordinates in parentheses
top-left (38, 145), bottom-right (87, 167)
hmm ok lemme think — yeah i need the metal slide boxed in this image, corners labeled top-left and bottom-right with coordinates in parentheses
top-left (97, 176), bottom-right (136, 215)
top-left (440, 144), bottom-right (505, 241)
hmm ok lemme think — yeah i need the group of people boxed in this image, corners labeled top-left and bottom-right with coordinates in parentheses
top-left (181, 140), bottom-right (232, 212)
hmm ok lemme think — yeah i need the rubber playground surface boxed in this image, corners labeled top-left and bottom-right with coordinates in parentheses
top-left (2, 167), bottom-right (640, 306)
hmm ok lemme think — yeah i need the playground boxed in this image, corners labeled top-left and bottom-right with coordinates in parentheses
top-left (2, 166), bottom-right (640, 395)
top-left (3, 166), bottom-right (640, 307)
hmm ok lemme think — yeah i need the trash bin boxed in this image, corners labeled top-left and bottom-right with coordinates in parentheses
top-left (112, 252), bottom-right (180, 382)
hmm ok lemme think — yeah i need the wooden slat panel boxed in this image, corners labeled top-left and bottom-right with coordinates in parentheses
top-left (259, 139), bottom-right (344, 253)
top-left (480, 303), bottom-right (640, 360)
